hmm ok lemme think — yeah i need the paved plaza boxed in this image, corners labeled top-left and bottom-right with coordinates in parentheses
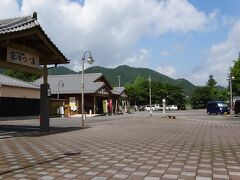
top-left (1, 112), bottom-right (240, 179)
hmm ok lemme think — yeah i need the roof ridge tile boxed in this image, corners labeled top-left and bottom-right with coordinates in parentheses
top-left (0, 16), bottom-right (33, 29)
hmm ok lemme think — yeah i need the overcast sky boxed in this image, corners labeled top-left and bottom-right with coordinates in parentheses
top-left (1, 0), bottom-right (240, 86)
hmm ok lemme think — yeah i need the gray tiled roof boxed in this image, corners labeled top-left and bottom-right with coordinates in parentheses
top-left (0, 15), bottom-right (37, 34)
top-left (112, 87), bottom-right (125, 95)
top-left (0, 73), bottom-right (39, 89)
top-left (0, 13), bottom-right (69, 64)
top-left (34, 73), bottom-right (106, 94)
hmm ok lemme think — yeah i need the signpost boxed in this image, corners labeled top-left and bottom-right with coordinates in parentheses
top-left (162, 99), bottom-right (166, 114)
top-left (69, 97), bottom-right (77, 112)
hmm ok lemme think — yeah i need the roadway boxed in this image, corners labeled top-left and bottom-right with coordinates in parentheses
top-left (1, 109), bottom-right (240, 179)
top-left (0, 109), bottom-right (240, 139)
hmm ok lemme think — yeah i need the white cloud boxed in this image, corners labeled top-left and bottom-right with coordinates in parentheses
top-left (0, 0), bottom-right (214, 71)
top-left (0, 0), bottom-right (19, 18)
top-left (156, 65), bottom-right (176, 78)
top-left (160, 50), bottom-right (169, 57)
top-left (149, 0), bottom-right (210, 34)
top-left (189, 20), bottom-right (240, 86)
top-left (122, 49), bottom-right (151, 68)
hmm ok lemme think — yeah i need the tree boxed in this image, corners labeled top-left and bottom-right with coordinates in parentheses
top-left (125, 76), bottom-right (148, 105)
top-left (206, 74), bottom-right (228, 101)
top-left (190, 75), bottom-right (228, 109)
top-left (125, 76), bottom-right (186, 107)
top-left (191, 86), bottom-right (212, 109)
top-left (206, 75), bottom-right (217, 89)
top-left (5, 70), bottom-right (39, 82)
top-left (217, 89), bottom-right (228, 101)
top-left (231, 56), bottom-right (240, 95)
top-left (151, 81), bottom-right (166, 104)
top-left (165, 84), bottom-right (185, 107)
top-left (206, 75), bottom-right (219, 100)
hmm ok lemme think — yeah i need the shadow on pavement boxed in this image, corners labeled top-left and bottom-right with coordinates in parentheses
top-left (0, 125), bottom-right (89, 139)
top-left (0, 151), bottom-right (82, 176)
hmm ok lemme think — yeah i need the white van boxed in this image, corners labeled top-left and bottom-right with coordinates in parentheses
top-left (145, 105), bottom-right (155, 111)
top-left (153, 104), bottom-right (160, 111)
top-left (166, 105), bottom-right (178, 110)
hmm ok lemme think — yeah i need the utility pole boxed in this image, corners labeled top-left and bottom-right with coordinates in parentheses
top-left (149, 76), bottom-right (152, 117)
top-left (118, 75), bottom-right (121, 87)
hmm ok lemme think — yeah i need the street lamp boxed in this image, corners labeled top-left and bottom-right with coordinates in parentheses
top-left (149, 76), bottom-right (152, 116)
top-left (227, 70), bottom-right (235, 114)
top-left (57, 80), bottom-right (64, 99)
top-left (81, 51), bottom-right (94, 127)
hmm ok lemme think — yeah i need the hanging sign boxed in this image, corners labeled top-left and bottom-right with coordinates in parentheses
top-left (69, 97), bottom-right (77, 111)
top-left (7, 47), bottom-right (40, 69)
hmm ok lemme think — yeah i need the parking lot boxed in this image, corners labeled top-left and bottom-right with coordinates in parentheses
top-left (0, 110), bottom-right (240, 179)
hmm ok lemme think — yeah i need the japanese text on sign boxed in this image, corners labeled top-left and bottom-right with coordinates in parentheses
top-left (7, 47), bottom-right (40, 68)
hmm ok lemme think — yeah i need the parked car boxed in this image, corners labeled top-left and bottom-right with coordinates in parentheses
top-left (145, 105), bottom-right (155, 111)
top-left (207, 101), bottom-right (230, 115)
top-left (166, 105), bottom-right (178, 110)
top-left (138, 105), bottom-right (145, 111)
top-left (177, 105), bottom-right (186, 110)
top-left (153, 104), bottom-right (161, 111)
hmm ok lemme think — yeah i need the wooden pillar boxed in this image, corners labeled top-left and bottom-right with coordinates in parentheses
top-left (111, 99), bottom-right (113, 115)
top-left (40, 63), bottom-right (50, 132)
top-left (93, 95), bottom-right (96, 114)
top-left (124, 99), bottom-right (127, 114)
top-left (115, 99), bottom-right (118, 114)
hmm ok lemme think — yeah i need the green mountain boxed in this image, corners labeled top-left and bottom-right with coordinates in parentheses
top-left (174, 78), bottom-right (196, 94)
top-left (84, 65), bottom-right (195, 95)
top-left (1, 66), bottom-right (195, 94)
top-left (0, 67), bottom-right (76, 75)
top-left (48, 66), bottom-right (77, 75)
top-left (216, 85), bottom-right (226, 90)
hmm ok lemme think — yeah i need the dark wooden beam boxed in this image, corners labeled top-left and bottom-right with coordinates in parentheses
top-left (0, 41), bottom-right (45, 58)
top-left (0, 60), bottom-right (46, 76)
top-left (0, 27), bottom-right (69, 65)
top-left (0, 28), bottom-right (38, 42)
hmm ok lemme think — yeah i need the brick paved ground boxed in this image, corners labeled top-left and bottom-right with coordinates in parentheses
top-left (0, 115), bottom-right (240, 179)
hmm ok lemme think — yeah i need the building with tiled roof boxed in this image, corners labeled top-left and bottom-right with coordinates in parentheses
top-left (0, 73), bottom-right (39, 90)
top-left (0, 73), bottom-right (40, 117)
top-left (111, 87), bottom-right (129, 114)
top-left (0, 12), bottom-right (129, 118)
top-left (111, 87), bottom-right (128, 97)
top-left (34, 73), bottom-right (111, 94)
top-left (34, 73), bottom-right (113, 115)
top-left (0, 12), bottom-right (69, 124)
